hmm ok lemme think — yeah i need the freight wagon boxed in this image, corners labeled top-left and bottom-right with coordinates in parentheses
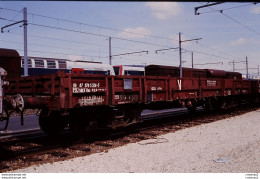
top-left (0, 48), bottom-right (260, 136)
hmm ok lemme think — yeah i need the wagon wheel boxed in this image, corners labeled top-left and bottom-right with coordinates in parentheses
top-left (69, 108), bottom-right (93, 138)
top-left (211, 98), bottom-right (221, 110)
top-left (203, 98), bottom-right (212, 111)
top-left (69, 107), bottom-right (107, 139)
top-left (0, 109), bottom-right (10, 131)
top-left (38, 108), bottom-right (67, 136)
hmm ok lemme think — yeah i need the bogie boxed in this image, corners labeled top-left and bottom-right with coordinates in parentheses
top-left (39, 108), bottom-right (68, 135)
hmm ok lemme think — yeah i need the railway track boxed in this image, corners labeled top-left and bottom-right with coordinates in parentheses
top-left (0, 108), bottom-right (190, 157)
top-left (0, 108), bottom-right (189, 140)
top-left (0, 104), bottom-right (259, 172)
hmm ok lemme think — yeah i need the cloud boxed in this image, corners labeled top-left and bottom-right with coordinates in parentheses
top-left (68, 55), bottom-right (83, 61)
top-left (117, 27), bottom-right (152, 39)
top-left (145, 2), bottom-right (182, 20)
top-left (169, 34), bottom-right (179, 46)
top-left (250, 6), bottom-right (260, 14)
top-left (230, 38), bottom-right (247, 46)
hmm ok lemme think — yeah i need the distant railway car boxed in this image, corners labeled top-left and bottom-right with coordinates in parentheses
top-left (205, 69), bottom-right (242, 79)
top-left (21, 56), bottom-right (69, 76)
top-left (145, 65), bottom-right (242, 79)
top-left (145, 65), bottom-right (207, 78)
top-left (225, 71), bottom-right (242, 80)
top-left (113, 65), bottom-right (145, 76)
top-left (67, 61), bottom-right (115, 75)
top-left (20, 56), bottom-right (115, 76)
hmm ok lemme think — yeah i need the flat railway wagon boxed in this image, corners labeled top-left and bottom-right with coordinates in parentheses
top-left (3, 68), bottom-right (260, 136)
top-left (1, 49), bottom-right (260, 136)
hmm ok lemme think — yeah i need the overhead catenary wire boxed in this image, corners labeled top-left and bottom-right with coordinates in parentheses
top-left (181, 33), bottom-right (259, 67)
top-left (14, 48), bottom-right (106, 60)
top-left (0, 6), bottom-right (179, 43)
top-left (28, 22), bottom-right (173, 48)
top-left (197, 2), bottom-right (260, 37)
top-left (182, 48), bottom-right (235, 61)
top-left (170, 32), bottom-right (246, 63)
top-left (197, 3), bottom-right (256, 15)
top-left (2, 40), bottom-right (180, 65)
top-left (1, 5), bottom-right (258, 70)
top-left (2, 32), bottom-right (179, 63)
top-left (5, 31), bottom-right (147, 53)
top-left (0, 39), bottom-right (107, 55)
top-left (175, 33), bottom-right (246, 64)
top-left (112, 56), bottom-right (176, 66)
top-left (1, 16), bottom-right (174, 48)
top-left (181, 33), bottom-right (249, 62)
top-left (221, 12), bottom-right (260, 36)
top-left (1, 27), bottom-right (253, 69)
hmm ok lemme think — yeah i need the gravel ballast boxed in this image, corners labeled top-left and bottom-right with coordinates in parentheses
top-left (11, 109), bottom-right (260, 173)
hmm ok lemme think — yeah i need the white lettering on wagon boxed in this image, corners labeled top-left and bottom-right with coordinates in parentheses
top-left (207, 80), bottom-right (217, 87)
top-left (151, 87), bottom-right (156, 91)
top-left (177, 79), bottom-right (181, 90)
top-left (78, 96), bottom-right (104, 106)
top-left (73, 82), bottom-right (100, 88)
top-left (72, 82), bottom-right (106, 93)
top-left (114, 95), bottom-right (119, 100)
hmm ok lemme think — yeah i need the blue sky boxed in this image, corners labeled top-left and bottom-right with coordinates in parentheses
top-left (0, 2), bottom-right (260, 76)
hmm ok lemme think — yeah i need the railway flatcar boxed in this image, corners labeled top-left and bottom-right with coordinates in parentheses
top-left (0, 48), bottom-right (260, 137)
top-left (113, 65), bottom-right (145, 76)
